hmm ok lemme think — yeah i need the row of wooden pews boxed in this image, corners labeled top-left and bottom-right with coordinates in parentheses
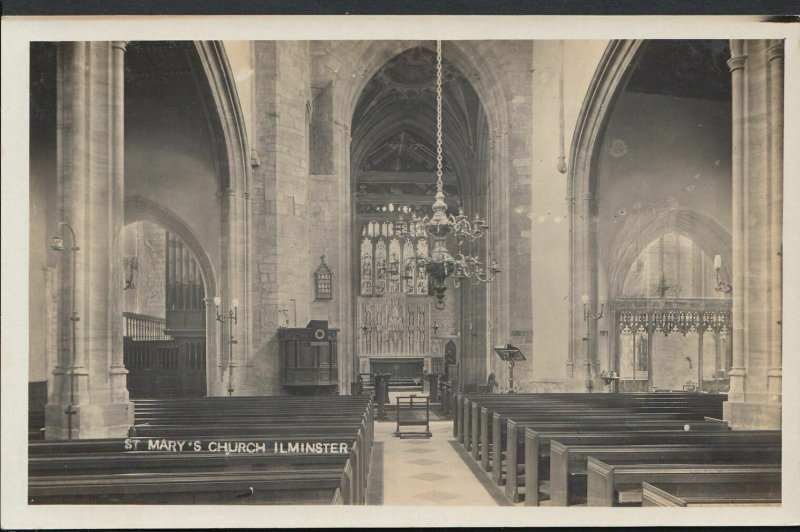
top-left (29, 396), bottom-right (374, 505)
top-left (453, 392), bottom-right (781, 507)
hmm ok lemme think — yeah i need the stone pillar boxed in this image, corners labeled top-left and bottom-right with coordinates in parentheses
top-left (249, 41), bottom-right (313, 395)
top-left (723, 40), bottom-right (782, 429)
top-left (108, 42), bottom-right (129, 403)
top-left (583, 191), bottom-right (596, 390)
top-left (46, 42), bottom-right (134, 439)
top-left (333, 119), bottom-right (353, 395)
top-left (725, 42), bottom-right (747, 403)
top-left (766, 40), bottom-right (783, 405)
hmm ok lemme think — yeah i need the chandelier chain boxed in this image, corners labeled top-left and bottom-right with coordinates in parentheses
top-left (436, 40), bottom-right (443, 191)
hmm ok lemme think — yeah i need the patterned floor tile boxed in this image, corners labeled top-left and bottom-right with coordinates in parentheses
top-left (406, 458), bottom-right (442, 466)
top-left (410, 472), bottom-right (450, 482)
top-left (404, 447), bottom-right (436, 454)
top-left (413, 490), bottom-right (461, 502)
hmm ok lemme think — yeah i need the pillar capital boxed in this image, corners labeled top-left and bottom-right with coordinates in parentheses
top-left (766, 42), bottom-right (784, 62)
top-left (111, 41), bottom-right (128, 53)
top-left (727, 55), bottom-right (747, 73)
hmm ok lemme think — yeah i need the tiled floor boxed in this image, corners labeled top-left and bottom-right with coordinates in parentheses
top-left (370, 419), bottom-right (504, 506)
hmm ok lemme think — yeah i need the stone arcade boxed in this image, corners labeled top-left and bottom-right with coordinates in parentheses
top-left (26, 38), bottom-right (784, 508)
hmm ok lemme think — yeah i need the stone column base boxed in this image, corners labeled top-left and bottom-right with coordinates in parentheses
top-left (44, 400), bottom-right (135, 440)
top-left (723, 401), bottom-right (782, 430)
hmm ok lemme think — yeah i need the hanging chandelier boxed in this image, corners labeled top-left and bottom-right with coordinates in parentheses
top-left (412, 40), bottom-right (500, 310)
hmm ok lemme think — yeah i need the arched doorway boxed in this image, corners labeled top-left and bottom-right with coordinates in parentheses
top-left (349, 45), bottom-right (491, 389)
top-left (121, 220), bottom-right (208, 397)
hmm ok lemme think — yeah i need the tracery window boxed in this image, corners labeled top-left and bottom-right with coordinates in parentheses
top-left (359, 209), bottom-right (430, 297)
top-left (621, 232), bottom-right (725, 299)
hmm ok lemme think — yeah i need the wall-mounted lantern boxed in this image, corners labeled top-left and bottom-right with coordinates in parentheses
top-left (314, 255), bottom-right (333, 300)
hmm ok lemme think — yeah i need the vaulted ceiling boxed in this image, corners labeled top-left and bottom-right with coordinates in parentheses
top-left (351, 46), bottom-right (487, 202)
top-left (626, 40), bottom-right (731, 102)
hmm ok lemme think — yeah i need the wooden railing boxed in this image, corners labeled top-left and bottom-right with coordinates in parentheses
top-left (123, 312), bottom-right (173, 341)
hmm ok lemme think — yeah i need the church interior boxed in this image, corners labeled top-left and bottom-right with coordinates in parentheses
top-left (26, 38), bottom-right (784, 507)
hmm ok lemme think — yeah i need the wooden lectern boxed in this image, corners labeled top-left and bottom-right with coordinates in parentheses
top-left (494, 344), bottom-right (526, 393)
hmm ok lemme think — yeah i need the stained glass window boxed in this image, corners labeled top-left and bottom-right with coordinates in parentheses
top-left (359, 215), bottom-right (430, 297)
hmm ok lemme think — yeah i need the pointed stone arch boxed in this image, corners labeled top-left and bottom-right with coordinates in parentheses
top-left (192, 41), bottom-right (254, 394)
top-left (124, 196), bottom-right (220, 395)
top-left (333, 41), bottom-right (515, 388)
top-left (566, 39), bottom-right (645, 380)
top-left (607, 207), bottom-right (733, 300)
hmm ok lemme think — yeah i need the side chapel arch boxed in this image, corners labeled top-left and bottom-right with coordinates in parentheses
top-left (567, 39), bottom-right (645, 380)
top-left (124, 196), bottom-right (219, 395)
top-left (192, 41), bottom-right (254, 393)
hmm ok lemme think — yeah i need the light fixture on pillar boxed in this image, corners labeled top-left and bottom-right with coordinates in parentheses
top-left (713, 255), bottom-right (733, 294)
top-left (412, 40), bottom-right (500, 310)
top-left (51, 222), bottom-right (80, 440)
top-left (581, 293), bottom-right (604, 392)
top-left (214, 296), bottom-right (238, 397)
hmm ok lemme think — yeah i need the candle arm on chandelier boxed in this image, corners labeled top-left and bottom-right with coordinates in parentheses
top-left (410, 39), bottom-right (500, 309)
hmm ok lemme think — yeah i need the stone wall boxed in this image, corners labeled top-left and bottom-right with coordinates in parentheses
top-left (529, 40), bottom-right (610, 389)
top-left (250, 41), bottom-right (313, 395)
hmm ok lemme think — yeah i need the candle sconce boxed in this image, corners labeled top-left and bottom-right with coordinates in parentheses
top-left (713, 255), bottom-right (733, 294)
top-left (214, 296), bottom-right (238, 397)
top-left (581, 294), bottom-right (604, 392)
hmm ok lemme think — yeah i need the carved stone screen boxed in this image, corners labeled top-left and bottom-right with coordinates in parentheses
top-left (357, 294), bottom-right (433, 357)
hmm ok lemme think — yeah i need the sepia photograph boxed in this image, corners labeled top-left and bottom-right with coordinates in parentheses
top-left (2, 9), bottom-right (799, 529)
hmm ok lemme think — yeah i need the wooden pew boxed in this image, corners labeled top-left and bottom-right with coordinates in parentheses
top-left (641, 481), bottom-right (782, 507)
top-left (460, 392), bottom-right (725, 460)
top-left (130, 396), bottom-right (374, 504)
top-left (493, 414), bottom-right (725, 487)
top-left (481, 404), bottom-right (715, 473)
top-left (587, 458), bottom-right (781, 507)
top-left (501, 418), bottom-right (728, 500)
top-left (455, 391), bottom-right (726, 443)
top-left (130, 426), bottom-right (370, 503)
top-left (524, 429), bottom-right (779, 505)
top-left (475, 394), bottom-right (725, 480)
top-left (31, 396), bottom-right (374, 505)
top-left (30, 467), bottom-right (353, 505)
top-left (30, 445), bottom-right (357, 503)
top-left (549, 439), bottom-right (780, 506)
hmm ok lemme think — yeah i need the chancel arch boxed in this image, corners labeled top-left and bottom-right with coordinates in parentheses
top-left (347, 44), bottom-right (497, 388)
